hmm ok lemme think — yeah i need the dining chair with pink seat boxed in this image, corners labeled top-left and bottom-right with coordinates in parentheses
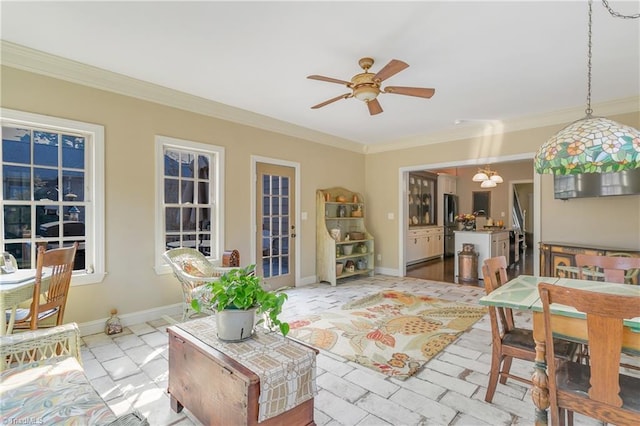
top-left (575, 253), bottom-right (640, 284)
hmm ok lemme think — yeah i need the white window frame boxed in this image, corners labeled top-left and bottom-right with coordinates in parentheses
top-left (154, 135), bottom-right (225, 274)
top-left (0, 108), bottom-right (105, 285)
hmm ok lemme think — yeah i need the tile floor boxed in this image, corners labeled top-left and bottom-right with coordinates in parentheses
top-left (82, 274), bottom-right (604, 426)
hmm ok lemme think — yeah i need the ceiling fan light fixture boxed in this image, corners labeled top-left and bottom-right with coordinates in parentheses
top-left (353, 85), bottom-right (379, 102)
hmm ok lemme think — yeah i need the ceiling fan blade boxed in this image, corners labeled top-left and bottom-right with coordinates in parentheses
top-left (367, 98), bottom-right (383, 115)
top-left (373, 59), bottom-right (409, 82)
top-left (384, 86), bottom-right (436, 98)
top-left (311, 93), bottom-right (351, 109)
top-left (307, 75), bottom-right (351, 86)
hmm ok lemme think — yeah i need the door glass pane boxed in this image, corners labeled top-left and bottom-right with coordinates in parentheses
top-left (260, 172), bottom-right (290, 279)
top-left (271, 196), bottom-right (280, 215)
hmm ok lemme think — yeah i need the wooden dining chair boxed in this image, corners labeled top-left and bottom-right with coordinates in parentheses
top-left (538, 283), bottom-right (640, 426)
top-left (575, 253), bottom-right (640, 284)
top-left (10, 242), bottom-right (78, 331)
top-left (482, 256), bottom-right (576, 403)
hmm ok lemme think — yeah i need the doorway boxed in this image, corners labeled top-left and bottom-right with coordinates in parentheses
top-left (255, 161), bottom-right (296, 290)
top-left (511, 180), bottom-right (534, 248)
top-left (398, 154), bottom-right (537, 278)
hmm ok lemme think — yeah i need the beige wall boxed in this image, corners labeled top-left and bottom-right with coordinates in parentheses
top-left (365, 112), bottom-right (640, 270)
top-left (2, 66), bottom-right (639, 326)
top-left (1, 66), bottom-right (365, 324)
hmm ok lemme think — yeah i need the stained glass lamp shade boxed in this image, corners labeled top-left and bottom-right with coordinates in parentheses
top-left (534, 0), bottom-right (640, 175)
top-left (534, 116), bottom-right (640, 174)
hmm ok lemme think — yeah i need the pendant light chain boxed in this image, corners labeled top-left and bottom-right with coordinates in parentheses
top-left (585, 0), bottom-right (639, 117)
top-left (586, 0), bottom-right (593, 117)
top-left (601, 0), bottom-right (640, 19)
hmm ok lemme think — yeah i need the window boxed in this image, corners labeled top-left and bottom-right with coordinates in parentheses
top-left (1, 109), bottom-right (105, 285)
top-left (155, 136), bottom-right (224, 273)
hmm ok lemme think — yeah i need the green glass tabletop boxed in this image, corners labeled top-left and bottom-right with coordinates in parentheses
top-left (479, 275), bottom-right (558, 310)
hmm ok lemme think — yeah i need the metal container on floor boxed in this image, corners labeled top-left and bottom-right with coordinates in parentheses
top-left (458, 244), bottom-right (479, 282)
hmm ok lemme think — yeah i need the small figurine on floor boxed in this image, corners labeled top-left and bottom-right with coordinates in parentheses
top-left (105, 308), bottom-right (123, 335)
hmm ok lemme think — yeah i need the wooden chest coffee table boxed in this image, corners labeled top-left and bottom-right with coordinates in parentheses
top-left (168, 324), bottom-right (316, 426)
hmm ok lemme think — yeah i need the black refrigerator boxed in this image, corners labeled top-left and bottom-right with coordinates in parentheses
top-left (443, 194), bottom-right (458, 257)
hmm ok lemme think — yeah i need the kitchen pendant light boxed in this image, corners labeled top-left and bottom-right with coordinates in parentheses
top-left (472, 166), bottom-right (503, 187)
top-left (481, 179), bottom-right (497, 188)
top-left (534, 0), bottom-right (640, 175)
top-left (472, 171), bottom-right (489, 182)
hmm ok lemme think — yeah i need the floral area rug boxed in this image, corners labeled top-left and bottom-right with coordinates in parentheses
top-left (287, 289), bottom-right (486, 380)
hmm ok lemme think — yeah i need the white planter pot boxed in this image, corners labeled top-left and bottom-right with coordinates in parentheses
top-left (216, 308), bottom-right (257, 342)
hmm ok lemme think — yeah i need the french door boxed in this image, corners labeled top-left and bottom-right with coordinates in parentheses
top-left (255, 162), bottom-right (296, 290)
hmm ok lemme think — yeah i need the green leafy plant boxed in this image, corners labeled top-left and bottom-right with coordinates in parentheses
top-left (191, 264), bottom-right (290, 336)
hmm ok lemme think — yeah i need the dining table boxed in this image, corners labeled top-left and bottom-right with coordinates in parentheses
top-left (0, 269), bottom-right (51, 335)
top-left (479, 275), bottom-right (640, 425)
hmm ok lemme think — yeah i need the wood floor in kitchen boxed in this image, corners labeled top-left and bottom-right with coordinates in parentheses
top-left (405, 247), bottom-right (534, 287)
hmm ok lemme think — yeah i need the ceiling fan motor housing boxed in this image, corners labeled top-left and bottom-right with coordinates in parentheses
top-left (351, 73), bottom-right (380, 101)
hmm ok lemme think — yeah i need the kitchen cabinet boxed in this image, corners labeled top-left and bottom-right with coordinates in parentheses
top-left (317, 187), bottom-right (374, 286)
top-left (492, 232), bottom-right (510, 264)
top-left (406, 226), bottom-right (444, 265)
top-left (453, 230), bottom-right (510, 283)
top-left (408, 172), bottom-right (437, 227)
top-left (437, 174), bottom-right (457, 195)
top-left (406, 229), bottom-right (428, 265)
top-left (427, 227), bottom-right (444, 259)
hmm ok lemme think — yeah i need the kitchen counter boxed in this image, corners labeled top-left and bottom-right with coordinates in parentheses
top-left (454, 230), bottom-right (511, 282)
top-left (454, 228), bottom-right (510, 234)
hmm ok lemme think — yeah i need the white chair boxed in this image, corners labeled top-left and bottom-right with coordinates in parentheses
top-left (163, 248), bottom-right (235, 321)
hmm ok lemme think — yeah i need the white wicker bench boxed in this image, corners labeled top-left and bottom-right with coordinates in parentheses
top-left (0, 323), bottom-right (148, 425)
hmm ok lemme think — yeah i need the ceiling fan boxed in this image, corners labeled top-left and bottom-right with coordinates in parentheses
top-left (307, 57), bottom-right (435, 115)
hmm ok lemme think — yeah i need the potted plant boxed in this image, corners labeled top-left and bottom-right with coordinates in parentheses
top-left (191, 264), bottom-right (290, 341)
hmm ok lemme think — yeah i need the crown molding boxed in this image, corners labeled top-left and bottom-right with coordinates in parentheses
top-left (0, 40), bottom-right (363, 153)
top-left (2, 41), bottom-right (636, 156)
top-left (366, 96), bottom-right (640, 154)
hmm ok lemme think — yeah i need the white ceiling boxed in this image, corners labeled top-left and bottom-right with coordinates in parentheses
top-left (1, 1), bottom-right (639, 149)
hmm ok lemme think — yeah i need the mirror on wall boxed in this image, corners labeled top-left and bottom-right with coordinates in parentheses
top-left (472, 191), bottom-right (491, 217)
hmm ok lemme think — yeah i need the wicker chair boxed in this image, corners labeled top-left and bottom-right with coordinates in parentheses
top-left (162, 248), bottom-right (236, 321)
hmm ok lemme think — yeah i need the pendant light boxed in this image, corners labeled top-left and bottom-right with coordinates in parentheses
top-left (534, 0), bottom-right (640, 175)
top-left (472, 166), bottom-right (503, 187)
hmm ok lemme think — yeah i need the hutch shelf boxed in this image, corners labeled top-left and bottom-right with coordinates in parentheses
top-left (317, 187), bottom-right (374, 286)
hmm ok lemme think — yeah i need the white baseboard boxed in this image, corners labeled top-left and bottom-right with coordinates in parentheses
top-left (297, 275), bottom-right (318, 286)
top-left (77, 270), bottom-right (396, 336)
top-left (375, 267), bottom-right (400, 277)
top-left (77, 303), bottom-right (182, 337)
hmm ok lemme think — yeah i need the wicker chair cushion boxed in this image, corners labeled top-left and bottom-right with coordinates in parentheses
top-left (0, 356), bottom-right (117, 424)
top-left (181, 260), bottom-right (207, 277)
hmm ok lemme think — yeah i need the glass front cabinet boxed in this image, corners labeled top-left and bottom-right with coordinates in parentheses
top-left (408, 171), bottom-right (437, 227)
